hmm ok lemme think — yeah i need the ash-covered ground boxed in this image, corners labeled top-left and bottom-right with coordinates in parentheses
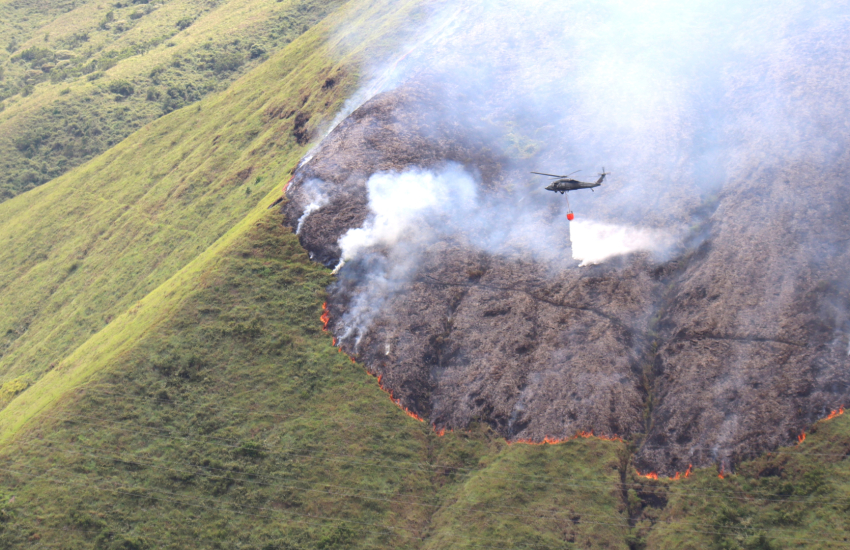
top-left (281, 0), bottom-right (850, 474)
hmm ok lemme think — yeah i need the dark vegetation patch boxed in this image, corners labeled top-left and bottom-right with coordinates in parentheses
top-left (292, 111), bottom-right (311, 145)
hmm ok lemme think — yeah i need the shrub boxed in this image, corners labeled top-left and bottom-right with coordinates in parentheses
top-left (212, 52), bottom-right (243, 73)
top-left (49, 69), bottom-right (67, 84)
top-left (249, 43), bottom-right (266, 59)
top-left (63, 31), bottom-right (89, 49)
top-left (175, 17), bottom-right (194, 30)
top-left (129, 10), bottom-right (144, 19)
top-left (19, 46), bottom-right (53, 63)
top-left (99, 57), bottom-right (119, 71)
top-left (100, 10), bottom-right (115, 29)
top-left (108, 79), bottom-right (135, 97)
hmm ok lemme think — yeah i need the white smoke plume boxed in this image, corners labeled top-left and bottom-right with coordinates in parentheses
top-left (321, 0), bottom-right (850, 227)
top-left (335, 164), bottom-right (674, 268)
top-left (569, 221), bottom-right (677, 267)
top-left (295, 180), bottom-right (329, 236)
top-left (328, 163), bottom-right (675, 348)
top-left (316, 0), bottom-right (850, 347)
top-left (337, 166), bottom-right (478, 262)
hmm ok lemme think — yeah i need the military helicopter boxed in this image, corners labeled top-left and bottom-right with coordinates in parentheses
top-left (532, 167), bottom-right (609, 220)
top-left (533, 168), bottom-right (609, 194)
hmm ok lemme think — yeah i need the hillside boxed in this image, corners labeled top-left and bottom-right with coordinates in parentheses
top-left (283, 0), bottom-right (850, 475)
top-left (0, 0), bottom-right (345, 201)
top-left (0, 0), bottom-right (848, 548)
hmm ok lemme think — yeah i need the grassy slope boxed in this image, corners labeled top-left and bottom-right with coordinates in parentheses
top-left (0, 0), bottom-right (345, 200)
top-left (0, 0), bottom-right (848, 547)
top-left (0, 0), bottom-right (372, 402)
top-left (0, 214), bottom-right (631, 549)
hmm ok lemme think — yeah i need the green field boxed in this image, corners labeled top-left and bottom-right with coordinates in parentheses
top-left (0, 0), bottom-right (849, 547)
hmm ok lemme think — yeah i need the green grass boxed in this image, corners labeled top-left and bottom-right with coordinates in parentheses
top-left (0, 0), bottom-right (346, 200)
top-left (0, 0), bottom-right (848, 547)
top-left (0, 0), bottom-right (365, 403)
top-left (0, 214), bottom-right (632, 549)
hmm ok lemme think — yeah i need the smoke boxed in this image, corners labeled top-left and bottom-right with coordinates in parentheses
top-left (306, 3), bottom-right (471, 162)
top-left (329, 163), bottom-right (675, 347)
top-left (323, 0), bottom-right (850, 221)
top-left (335, 164), bottom-right (674, 267)
top-left (295, 180), bottom-right (329, 235)
top-left (310, 0), bottom-right (850, 346)
top-left (569, 220), bottom-right (676, 267)
top-left (336, 165), bottom-right (477, 265)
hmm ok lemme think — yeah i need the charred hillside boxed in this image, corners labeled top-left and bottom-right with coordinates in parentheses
top-left (282, 1), bottom-right (850, 474)
top-left (282, 79), bottom-right (850, 474)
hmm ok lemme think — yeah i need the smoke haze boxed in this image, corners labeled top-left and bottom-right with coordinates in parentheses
top-left (285, 0), bottom-right (850, 472)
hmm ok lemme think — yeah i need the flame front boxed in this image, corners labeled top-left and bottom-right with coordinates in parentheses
top-left (320, 302), bottom-right (330, 331)
top-left (375, 374), bottom-right (425, 422)
top-left (636, 463), bottom-right (691, 482)
top-left (824, 405), bottom-right (845, 421)
top-left (797, 432), bottom-right (806, 444)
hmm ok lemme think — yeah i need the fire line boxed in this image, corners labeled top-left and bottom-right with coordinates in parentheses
top-left (317, 308), bottom-right (849, 466)
top-left (636, 463), bottom-right (691, 482)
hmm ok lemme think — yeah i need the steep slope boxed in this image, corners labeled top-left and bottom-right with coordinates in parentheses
top-left (4, 209), bottom-right (846, 549)
top-left (0, 0), bottom-right (423, 411)
top-left (282, 1), bottom-right (850, 476)
top-left (0, 0), bottom-right (344, 201)
top-left (284, 84), bottom-right (651, 443)
top-left (0, 0), bottom-right (848, 547)
top-left (0, 214), bottom-right (632, 549)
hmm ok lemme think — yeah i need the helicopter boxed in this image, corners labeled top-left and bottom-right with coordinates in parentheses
top-left (533, 168), bottom-right (609, 194)
top-left (532, 167), bottom-right (609, 220)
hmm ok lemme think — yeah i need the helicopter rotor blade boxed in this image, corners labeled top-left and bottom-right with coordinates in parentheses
top-left (531, 172), bottom-right (565, 178)
top-left (564, 170), bottom-right (582, 178)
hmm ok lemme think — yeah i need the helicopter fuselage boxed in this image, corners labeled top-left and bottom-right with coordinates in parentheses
top-left (544, 179), bottom-right (601, 194)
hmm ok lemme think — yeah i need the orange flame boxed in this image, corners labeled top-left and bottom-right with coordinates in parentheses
top-left (824, 405), bottom-right (845, 421)
top-left (718, 466), bottom-right (725, 479)
top-left (636, 462), bottom-right (692, 482)
top-left (320, 302), bottom-right (330, 331)
top-left (283, 174), bottom-right (295, 194)
top-left (321, 304), bottom-right (419, 420)
top-left (375, 374), bottom-right (424, 422)
top-left (797, 432), bottom-right (806, 444)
